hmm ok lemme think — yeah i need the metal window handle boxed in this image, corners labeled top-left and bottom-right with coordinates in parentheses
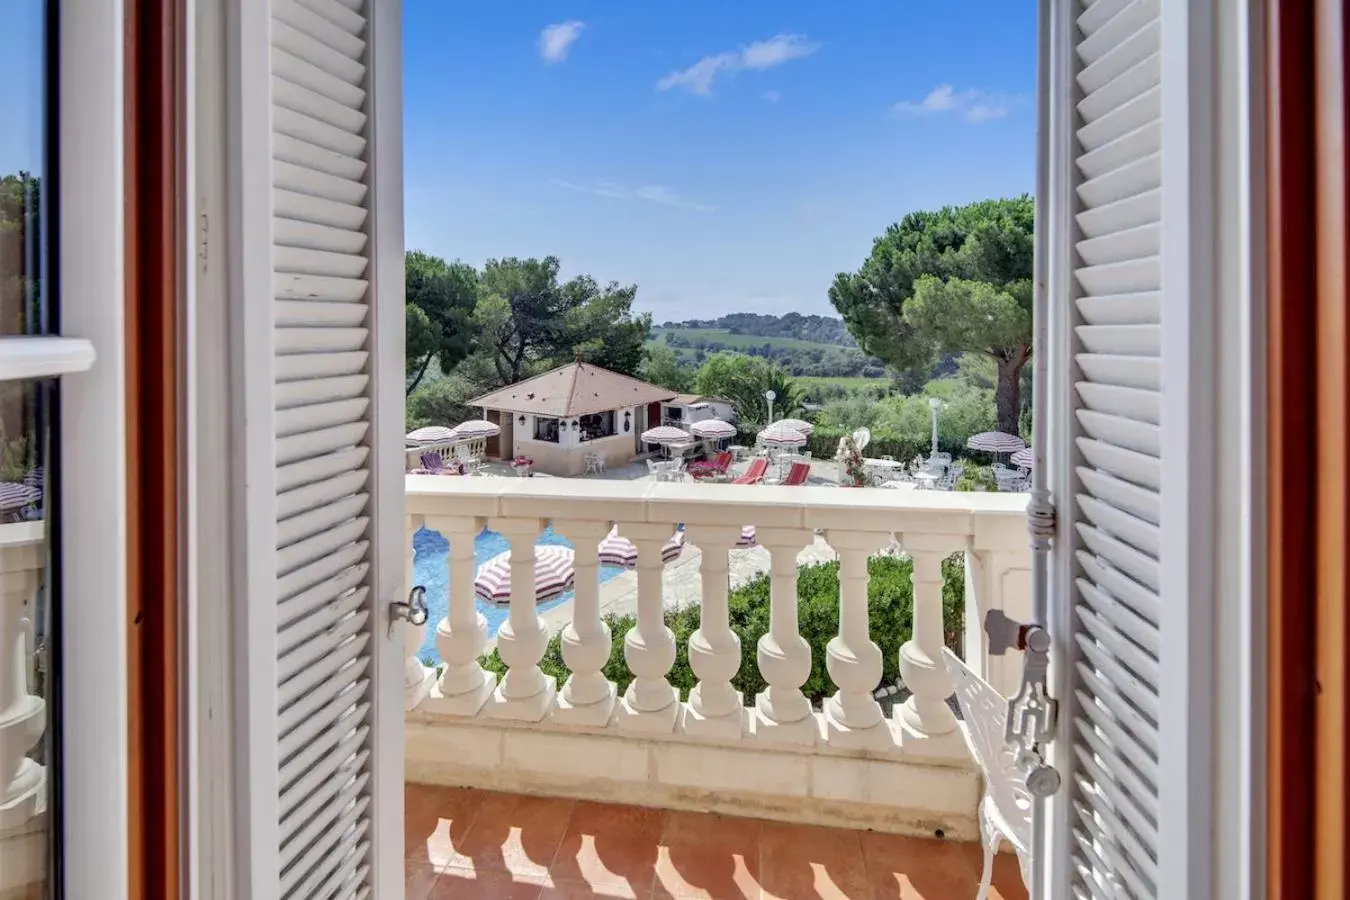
top-left (985, 608), bottom-right (1062, 798)
top-left (388, 585), bottom-right (429, 636)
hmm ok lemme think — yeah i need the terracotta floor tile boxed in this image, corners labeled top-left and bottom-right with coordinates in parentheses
top-left (429, 867), bottom-right (548, 899)
top-left (537, 877), bottom-right (647, 899)
top-left (548, 800), bottom-right (667, 896)
top-left (405, 860), bottom-right (442, 900)
top-left (859, 831), bottom-right (979, 900)
top-left (653, 811), bottom-right (762, 899)
top-left (758, 821), bottom-right (872, 900)
top-left (405, 784), bottom-right (488, 869)
top-left (443, 792), bottom-right (576, 879)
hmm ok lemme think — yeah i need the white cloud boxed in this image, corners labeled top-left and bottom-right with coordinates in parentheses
top-left (551, 178), bottom-right (715, 212)
top-left (762, 90), bottom-right (782, 104)
top-left (538, 21), bottom-right (584, 64)
top-left (656, 33), bottom-right (819, 95)
top-left (891, 84), bottom-right (1011, 124)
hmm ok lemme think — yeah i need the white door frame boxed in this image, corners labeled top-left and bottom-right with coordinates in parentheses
top-left (56, 0), bottom-right (130, 897)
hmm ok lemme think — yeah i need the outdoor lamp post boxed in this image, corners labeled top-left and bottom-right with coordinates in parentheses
top-left (765, 389), bottom-right (776, 426)
top-left (928, 397), bottom-right (942, 461)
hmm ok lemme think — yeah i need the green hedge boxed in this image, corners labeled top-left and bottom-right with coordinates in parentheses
top-left (479, 555), bottom-right (966, 705)
top-left (805, 425), bottom-right (963, 465)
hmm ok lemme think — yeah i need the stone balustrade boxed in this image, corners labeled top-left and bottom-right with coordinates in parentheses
top-left (404, 436), bottom-right (488, 472)
top-left (403, 476), bottom-right (1029, 838)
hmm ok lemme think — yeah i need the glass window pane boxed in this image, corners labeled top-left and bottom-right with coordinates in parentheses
top-left (1, 2), bottom-right (56, 897)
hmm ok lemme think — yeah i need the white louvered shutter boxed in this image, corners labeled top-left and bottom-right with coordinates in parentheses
top-left (230, 1), bottom-right (405, 898)
top-left (1042, 0), bottom-right (1213, 898)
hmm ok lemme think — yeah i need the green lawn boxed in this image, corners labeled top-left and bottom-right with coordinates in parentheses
top-left (650, 327), bottom-right (845, 353)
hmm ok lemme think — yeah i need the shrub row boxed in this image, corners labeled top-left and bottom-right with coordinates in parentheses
top-left (479, 555), bottom-right (966, 705)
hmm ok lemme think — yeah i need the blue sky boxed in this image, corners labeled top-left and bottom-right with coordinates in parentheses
top-left (404, 1), bottom-right (1037, 319)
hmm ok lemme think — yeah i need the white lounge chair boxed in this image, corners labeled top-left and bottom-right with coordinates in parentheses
top-left (941, 648), bottom-right (1032, 899)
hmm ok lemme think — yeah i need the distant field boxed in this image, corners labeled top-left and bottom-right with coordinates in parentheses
top-left (797, 376), bottom-right (891, 391)
top-left (649, 327), bottom-right (842, 353)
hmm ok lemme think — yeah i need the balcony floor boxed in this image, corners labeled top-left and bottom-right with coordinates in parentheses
top-left (406, 785), bottom-right (1027, 900)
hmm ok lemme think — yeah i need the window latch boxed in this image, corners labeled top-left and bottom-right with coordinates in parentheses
top-left (389, 584), bottom-right (429, 637)
top-left (985, 608), bottom-right (1062, 798)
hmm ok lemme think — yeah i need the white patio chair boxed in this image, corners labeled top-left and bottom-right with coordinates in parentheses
top-left (941, 648), bottom-right (1032, 899)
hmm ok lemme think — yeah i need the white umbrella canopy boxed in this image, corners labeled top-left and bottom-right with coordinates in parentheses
top-left (774, 418), bottom-right (814, 436)
top-left (966, 431), bottom-right (1027, 454)
top-left (473, 545), bottom-right (574, 604)
top-left (1010, 447), bottom-right (1034, 468)
top-left (640, 425), bottom-right (692, 445)
top-left (453, 418), bottom-right (501, 439)
top-left (689, 418), bottom-right (736, 440)
top-left (758, 422), bottom-right (808, 447)
top-left (406, 425), bottom-right (457, 445)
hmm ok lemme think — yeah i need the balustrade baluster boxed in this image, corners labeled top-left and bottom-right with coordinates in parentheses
top-left (751, 528), bottom-right (818, 745)
top-left (615, 523), bottom-right (680, 732)
top-left (486, 517), bottom-right (556, 721)
top-left (683, 525), bottom-right (744, 737)
top-left (551, 520), bottom-right (617, 726)
top-left (422, 515), bottom-right (495, 716)
top-left (821, 530), bottom-right (891, 747)
top-left (897, 536), bottom-right (958, 737)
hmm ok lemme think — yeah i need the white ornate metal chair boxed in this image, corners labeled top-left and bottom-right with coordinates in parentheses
top-left (941, 647), bottom-right (1032, 899)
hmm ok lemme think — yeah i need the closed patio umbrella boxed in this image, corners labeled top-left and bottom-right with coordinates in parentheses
top-left (596, 527), bottom-right (686, 567)
top-left (1010, 447), bottom-right (1034, 468)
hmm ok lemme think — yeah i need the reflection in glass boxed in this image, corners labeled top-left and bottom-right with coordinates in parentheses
top-left (0, 380), bottom-right (52, 897)
top-left (1, 1), bottom-right (54, 896)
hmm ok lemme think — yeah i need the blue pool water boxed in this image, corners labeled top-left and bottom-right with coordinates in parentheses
top-left (411, 525), bottom-right (626, 662)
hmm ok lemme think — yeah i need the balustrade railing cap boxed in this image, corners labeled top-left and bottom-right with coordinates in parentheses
top-left (405, 474), bottom-right (1028, 549)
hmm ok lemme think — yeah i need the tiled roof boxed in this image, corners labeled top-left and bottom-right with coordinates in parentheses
top-left (469, 362), bottom-right (677, 418)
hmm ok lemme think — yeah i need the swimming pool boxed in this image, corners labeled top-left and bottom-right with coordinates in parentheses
top-left (411, 525), bottom-right (626, 662)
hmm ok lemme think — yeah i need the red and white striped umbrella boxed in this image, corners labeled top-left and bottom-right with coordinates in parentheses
top-left (757, 423), bottom-right (808, 447)
top-left (966, 431), bottom-right (1027, 453)
top-left (0, 483), bottom-right (40, 513)
top-left (640, 425), bottom-right (692, 445)
top-left (597, 527), bottom-right (685, 568)
top-left (1010, 447), bottom-right (1034, 468)
top-left (406, 425), bottom-right (457, 445)
top-left (689, 419), bottom-right (736, 440)
top-left (774, 418), bottom-right (814, 436)
top-left (735, 526), bottom-right (757, 547)
top-left (473, 545), bottom-right (575, 604)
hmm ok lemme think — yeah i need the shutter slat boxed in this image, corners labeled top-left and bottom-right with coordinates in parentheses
top-left (275, 398), bottom-right (369, 437)
top-left (275, 245), bottom-right (369, 278)
top-left (1076, 437), bottom-right (1161, 490)
top-left (1073, 798), bottom-right (1156, 897)
top-left (276, 446), bottom-right (370, 492)
top-left (1076, 679), bottom-right (1159, 756)
top-left (1074, 721), bottom-right (1158, 817)
top-left (276, 374), bottom-right (369, 409)
top-left (1075, 637), bottom-right (1160, 722)
top-left (274, 158), bottom-right (368, 207)
top-left (272, 107), bottom-right (366, 166)
top-left (272, 20), bottom-right (365, 86)
top-left (1078, 496), bottom-right (1160, 556)
top-left (276, 540), bottom-right (368, 599)
top-left (1076, 382), bottom-right (1161, 425)
top-left (276, 301), bottom-right (369, 330)
top-left (274, 271), bottom-right (368, 302)
top-left (1077, 607), bottom-right (1160, 684)
top-left (1078, 190), bottom-right (1160, 239)
top-left (1077, 19), bottom-right (1160, 93)
top-left (295, 0), bottom-right (367, 36)
top-left (276, 517), bottom-right (368, 576)
top-left (277, 494), bottom-right (367, 551)
top-left (1075, 354), bottom-right (1161, 391)
top-left (1077, 292), bottom-right (1160, 325)
top-left (1078, 551), bottom-right (1161, 624)
top-left (276, 423), bottom-right (369, 467)
top-left (279, 674), bottom-right (369, 757)
top-left (275, 184), bottom-right (367, 230)
top-left (283, 817), bottom-right (369, 900)
top-left (1077, 524), bottom-right (1160, 591)
top-left (1077, 52), bottom-right (1159, 122)
top-left (274, 0), bottom-right (366, 61)
top-left (1077, 580), bottom-right (1160, 654)
top-left (274, 217), bottom-right (368, 254)
top-left (273, 76), bottom-right (367, 135)
top-left (280, 772), bottom-right (368, 870)
top-left (275, 327), bottom-right (369, 354)
top-left (272, 47), bottom-right (366, 110)
top-left (1074, 686), bottom-right (1159, 772)
top-left (278, 584), bottom-right (367, 655)
top-left (280, 731), bottom-right (368, 817)
top-left (278, 468), bottom-right (368, 519)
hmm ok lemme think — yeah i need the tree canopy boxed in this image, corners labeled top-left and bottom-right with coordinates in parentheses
top-left (693, 353), bottom-right (803, 431)
top-left (404, 251), bottom-right (479, 395)
top-left (473, 256), bottom-right (651, 386)
top-left (639, 343), bottom-right (695, 393)
top-left (829, 196), bottom-right (1033, 434)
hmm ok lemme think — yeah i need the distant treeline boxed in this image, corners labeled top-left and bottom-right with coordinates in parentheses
top-left (658, 312), bottom-right (858, 347)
